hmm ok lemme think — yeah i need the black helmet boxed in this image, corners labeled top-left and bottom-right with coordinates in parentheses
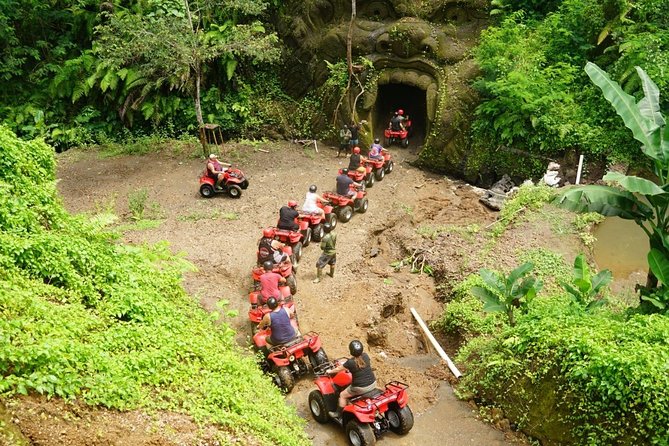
top-left (349, 340), bottom-right (363, 357)
top-left (309, 184), bottom-right (317, 193)
top-left (374, 138), bottom-right (380, 144)
top-left (342, 168), bottom-right (349, 174)
top-left (263, 260), bottom-right (274, 271)
top-left (267, 297), bottom-right (278, 310)
top-left (323, 222), bottom-right (332, 233)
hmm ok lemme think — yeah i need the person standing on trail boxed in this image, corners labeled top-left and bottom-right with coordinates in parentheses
top-left (338, 125), bottom-right (352, 157)
top-left (313, 222), bottom-right (336, 283)
top-left (348, 121), bottom-right (361, 150)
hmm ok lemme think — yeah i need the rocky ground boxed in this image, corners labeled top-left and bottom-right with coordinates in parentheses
top-left (2, 139), bottom-right (584, 445)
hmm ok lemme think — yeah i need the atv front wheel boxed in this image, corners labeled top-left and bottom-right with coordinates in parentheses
top-left (274, 366), bottom-right (295, 393)
top-left (301, 227), bottom-right (312, 248)
top-left (292, 241), bottom-right (303, 263)
top-left (312, 223), bottom-right (325, 242)
top-left (346, 420), bottom-right (375, 446)
top-left (385, 160), bottom-right (394, 173)
top-left (365, 173), bottom-right (375, 188)
top-left (309, 348), bottom-right (329, 369)
top-left (286, 274), bottom-right (297, 295)
top-left (200, 184), bottom-right (215, 198)
top-left (356, 198), bottom-right (369, 214)
top-left (374, 167), bottom-right (385, 181)
top-left (308, 390), bottom-right (329, 424)
top-left (326, 212), bottom-right (338, 231)
top-left (228, 185), bottom-right (242, 198)
top-left (386, 404), bottom-right (414, 435)
top-left (337, 206), bottom-right (354, 223)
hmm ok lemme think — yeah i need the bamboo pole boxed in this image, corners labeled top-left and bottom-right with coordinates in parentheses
top-left (410, 307), bottom-right (462, 379)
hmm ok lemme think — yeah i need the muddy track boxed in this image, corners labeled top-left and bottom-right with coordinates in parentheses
top-left (46, 141), bottom-right (523, 445)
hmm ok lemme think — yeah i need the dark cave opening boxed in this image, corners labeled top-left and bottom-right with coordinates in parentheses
top-left (373, 84), bottom-right (427, 148)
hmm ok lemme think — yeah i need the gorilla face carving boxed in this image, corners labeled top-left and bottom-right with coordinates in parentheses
top-left (279, 1), bottom-right (490, 175)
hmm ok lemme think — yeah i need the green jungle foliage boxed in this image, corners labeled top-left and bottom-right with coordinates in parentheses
top-left (0, 126), bottom-right (309, 446)
top-left (471, 0), bottom-right (669, 178)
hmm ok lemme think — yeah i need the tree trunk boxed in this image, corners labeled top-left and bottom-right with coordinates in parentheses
top-left (194, 68), bottom-right (204, 127)
top-left (346, 1), bottom-right (356, 119)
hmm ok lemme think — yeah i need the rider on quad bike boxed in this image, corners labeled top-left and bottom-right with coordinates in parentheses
top-left (278, 201), bottom-right (300, 232)
top-left (326, 340), bottom-right (377, 419)
top-left (259, 260), bottom-right (287, 304)
top-left (368, 139), bottom-right (384, 160)
top-left (336, 169), bottom-right (362, 199)
top-left (258, 297), bottom-right (299, 347)
top-left (207, 154), bottom-right (232, 190)
top-left (348, 146), bottom-right (366, 173)
top-left (257, 228), bottom-right (287, 265)
top-left (388, 112), bottom-right (405, 133)
top-left (302, 185), bottom-right (327, 219)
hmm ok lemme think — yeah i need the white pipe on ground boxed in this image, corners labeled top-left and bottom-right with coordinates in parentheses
top-left (575, 154), bottom-right (584, 185)
top-left (410, 307), bottom-right (462, 379)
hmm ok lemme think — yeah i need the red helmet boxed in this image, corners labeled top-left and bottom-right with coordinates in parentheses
top-left (353, 146), bottom-right (361, 154)
top-left (262, 228), bottom-right (273, 238)
top-left (288, 200), bottom-right (298, 208)
top-left (398, 109), bottom-right (404, 115)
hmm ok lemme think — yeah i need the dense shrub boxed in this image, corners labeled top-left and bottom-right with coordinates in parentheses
top-left (0, 126), bottom-right (309, 445)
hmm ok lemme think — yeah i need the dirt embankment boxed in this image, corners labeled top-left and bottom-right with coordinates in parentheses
top-left (2, 140), bottom-right (547, 445)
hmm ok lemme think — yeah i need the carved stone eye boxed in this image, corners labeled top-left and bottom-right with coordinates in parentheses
top-left (434, 6), bottom-right (472, 25)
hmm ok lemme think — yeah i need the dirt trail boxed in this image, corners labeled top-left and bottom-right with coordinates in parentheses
top-left (12, 141), bottom-right (524, 445)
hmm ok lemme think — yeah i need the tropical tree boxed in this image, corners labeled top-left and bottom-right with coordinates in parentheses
top-left (93, 0), bottom-right (279, 128)
top-left (555, 62), bottom-right (669, 304)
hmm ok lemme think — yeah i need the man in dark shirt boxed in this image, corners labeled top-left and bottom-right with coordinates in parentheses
top-left (277, 201), bottom-right (299, 231)
top-left (389, 112), bottom-right (404, 131)
top-left (348, 122), bottom-right (360, 149)
top-left (336, 169), bottom-right (360, 198)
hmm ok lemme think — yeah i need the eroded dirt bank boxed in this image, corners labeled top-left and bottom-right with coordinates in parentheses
top-left (3, 141), bottom-right (532, 445)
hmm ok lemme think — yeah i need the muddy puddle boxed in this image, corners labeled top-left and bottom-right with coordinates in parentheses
top-left (593, 217), bottom-right (648, 280)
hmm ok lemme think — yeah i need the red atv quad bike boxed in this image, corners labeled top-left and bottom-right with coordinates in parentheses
top-left (384, 119), bottom-right (411, 148)
top-left (340, 163), bottom-right (376, 188)
top-left (251, 259), bottom-right (297, 295)
top-left (298, 205), bottom-right (337, 243)
top-left (308, 360), bottom-right (414, 446)
top-left (322, 184), bottom-right (368, 223)
top-left (199, 167), bottom-right (249, 198)
top-left (269, 224), bottom-right (309, 261)
top-left (363, 158), bottom-right (386, 182)
top-left (253, 329), bottom-right (329, 393)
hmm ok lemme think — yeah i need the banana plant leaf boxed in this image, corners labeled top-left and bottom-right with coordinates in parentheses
top-left (603, 171), bottom-right (666, 196)
top-left (470, 286), bottom-right (506, 313)
top-left (554, 185), bottom-right (654, 220)
top-left (636, 66), bottom-right (666, 130)
top-left (585, 62), bottom-right (666, 163)
top-left (648, 248), bottom-right (669, 285)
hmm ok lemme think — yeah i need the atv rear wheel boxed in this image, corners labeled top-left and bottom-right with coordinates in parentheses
top-left (326, 212), bottom-right (338, 231)
top-left (200, 184), bottom-right (215, 198)
top-left (365, 173), bottom-right (375, 188)
top-left (401, 137), bottom-right (409, 148)
top-left (274, 366), bottom-right (295, 393)
top-left (387, 405), bottom-right (414, 435)
top-left (385, 160), bottom-right (394, 173)
top-left (311, 223), bottom-right (325, 242)
top-left (228, 185), bottom-right (242, 198)
top-left (337, 205), bottom-right (354, 223)
top-left (286, 274), bottom-right (297, 295)
top-left (346, 420), bottom-right (375, 446)
top-left (308, 390), bottom-right (329, 424)
top-left (374, 168), bottom-right (385, 181)
top-left (355, 197), bottom-right (369, 214)
top-left (301, 227), bottom-right (312, 248)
